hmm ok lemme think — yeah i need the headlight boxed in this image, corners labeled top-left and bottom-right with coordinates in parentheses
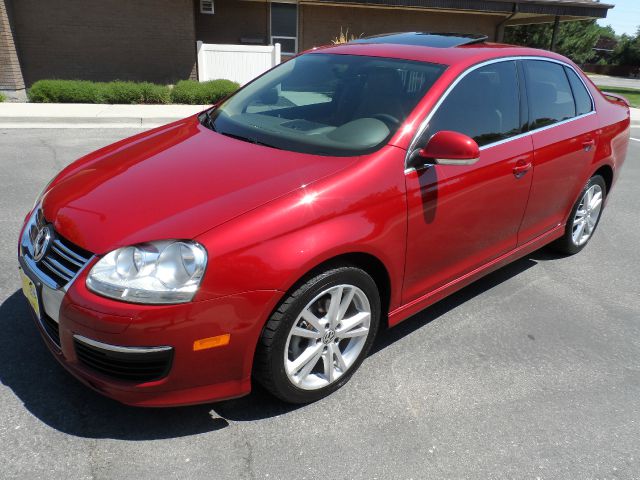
top-left (86, 240), bottom-right (207, 304)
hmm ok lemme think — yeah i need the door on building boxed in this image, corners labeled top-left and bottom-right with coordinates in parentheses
top-left (271, 2), bottom-right (298, 55)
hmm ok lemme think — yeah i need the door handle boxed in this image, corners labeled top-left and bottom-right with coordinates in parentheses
top-left (582, 139), bottom-right (595, 152)
top-left (513, 161), bottom-right (532, 179)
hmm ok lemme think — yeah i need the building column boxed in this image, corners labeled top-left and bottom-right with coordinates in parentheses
top-left (549, 15), bottom-right (560, 51)
top-left (0, 0), bottom-right (25, 97)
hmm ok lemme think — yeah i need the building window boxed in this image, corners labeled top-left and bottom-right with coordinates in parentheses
top-left (271, 2), bottom-right (298, 55)
top-left (200, 0), bottom-right (214, 15)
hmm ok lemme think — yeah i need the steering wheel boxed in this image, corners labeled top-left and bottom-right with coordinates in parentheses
top-left (371, 113), bottom-right (401, 128)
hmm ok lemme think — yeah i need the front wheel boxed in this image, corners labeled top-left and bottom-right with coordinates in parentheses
top-left (253, 266), bottom-right (381, 404)
top-left (553, 174), bottom-right (606, 255)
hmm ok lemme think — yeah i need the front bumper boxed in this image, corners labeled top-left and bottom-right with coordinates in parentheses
top-left (18, 216), bottom-right (282, 407)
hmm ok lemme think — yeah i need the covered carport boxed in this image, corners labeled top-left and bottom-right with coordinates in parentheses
top-left (300, 0), bottom-right (613, 49)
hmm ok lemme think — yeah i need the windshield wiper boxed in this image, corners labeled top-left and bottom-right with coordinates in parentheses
top-left (200, 110), bottom-right (217, 132)
top-left (199, 113), bottom-right (282, 150)
top-left (219, 132), bottom-right (283, 150)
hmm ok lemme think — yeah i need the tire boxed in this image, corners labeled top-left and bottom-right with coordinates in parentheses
top-left (253, 265), bottom-right (381, 404)
top-left (553, 174), bottom-right (607, 255)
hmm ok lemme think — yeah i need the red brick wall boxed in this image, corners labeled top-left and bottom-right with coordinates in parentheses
top-left (0, 0), bottom-right (24, 90)
top-left (9, 0), bottom-right (197, 86)
top-left (195, 0), bottom-right (269, 45)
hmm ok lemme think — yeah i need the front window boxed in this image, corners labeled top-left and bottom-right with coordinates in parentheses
top-left (205, 54), bottom-right (445, 156)
top-left (420, 60), bottom-right (522, 147)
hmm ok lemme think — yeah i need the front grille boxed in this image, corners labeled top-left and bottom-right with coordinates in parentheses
top-left (24, 210), bottom-right (93, 288)
top-left (74, 337), bottom-right (173, 383)
top-left (40, 314), bottom-right (60, 347)
top-left (39, 236), bottom-right (92, 287)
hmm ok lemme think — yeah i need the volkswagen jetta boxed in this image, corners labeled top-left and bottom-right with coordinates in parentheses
top-left (18, 33), bottom-right (630, 406)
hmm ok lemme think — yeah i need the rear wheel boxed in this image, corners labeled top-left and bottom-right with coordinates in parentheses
top-left (254, 266), bottom-right (380, 403)
top-left (553, 174), bottom-right (606, 255)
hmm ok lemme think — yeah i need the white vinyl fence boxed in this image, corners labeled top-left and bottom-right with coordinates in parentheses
top-left (196, 42), bottom-right (281, 85)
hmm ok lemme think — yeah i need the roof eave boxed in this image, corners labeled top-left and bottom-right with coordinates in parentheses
top-left (302, 0), bottom-right (613, 19)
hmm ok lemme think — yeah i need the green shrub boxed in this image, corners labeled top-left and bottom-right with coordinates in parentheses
top-left (27, 79), bottom-right (238, 104)
top-left (29, 80), bottom-right (100, 103)
top-left (28, 79), bottom-right (171, 104)
top-left (99, 81), bottom-right (141, 104)
top-left (0, 93), bottom-right (6, 103)
top-left (139, 82), bottom-right (172, 104)
top-left (98, 81), bottom-right (171, 104)
top-left (170, 79), bottom-right (239, 105)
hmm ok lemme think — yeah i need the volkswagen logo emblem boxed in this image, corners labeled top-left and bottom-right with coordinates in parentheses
top-left (33, 225), bottom-right (52, 262)
top-left (322, 330), bottom-right (336, 345)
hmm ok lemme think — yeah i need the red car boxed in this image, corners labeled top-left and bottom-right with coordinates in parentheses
top-left (19, 33), bottom-right (630, 406)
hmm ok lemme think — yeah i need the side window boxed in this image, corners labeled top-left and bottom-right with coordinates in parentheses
top-left (524, 60), bottom-right (576, 129)
top-left (422, 61), bottom-right (521, 147)
top-left (565, 67), bottom-right (593, 116)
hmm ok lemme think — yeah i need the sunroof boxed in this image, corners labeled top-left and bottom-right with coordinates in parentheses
top-left (350, 32), bottom-right (488, 48)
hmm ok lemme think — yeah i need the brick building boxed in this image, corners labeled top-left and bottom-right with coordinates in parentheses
top-left (0, 0), bottom-right (612, 99)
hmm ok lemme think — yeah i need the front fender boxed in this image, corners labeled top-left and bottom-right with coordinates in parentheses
top-left (195, 146), bottom-right (408, 312)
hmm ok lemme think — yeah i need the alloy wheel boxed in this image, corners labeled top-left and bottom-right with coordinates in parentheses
top-left (284, 284), bottom-right (371, 390)
top-left (572, 184), bottom-right (603, 246)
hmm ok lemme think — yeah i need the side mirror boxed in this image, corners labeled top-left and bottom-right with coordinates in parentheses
top-left (259, 87), bottom-right (280, 105)
top-left (409, 131), bottom-right (480, 169)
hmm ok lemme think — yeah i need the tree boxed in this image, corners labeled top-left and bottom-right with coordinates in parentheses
top-left (504, 20), bottom-right (614, 64)
top-left (611, 27), bottom-right (640, 66)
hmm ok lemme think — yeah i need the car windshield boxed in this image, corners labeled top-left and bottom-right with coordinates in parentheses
top-left (204, 53), bottom-right (446, 156)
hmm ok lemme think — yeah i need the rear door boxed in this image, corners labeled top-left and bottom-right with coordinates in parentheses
top-left (517, 59), bottom-right (598, 244)
top-left (403, 60), bottom-right (534, 303)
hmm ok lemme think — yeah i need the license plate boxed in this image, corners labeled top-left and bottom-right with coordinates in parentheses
top-left (20, 268), bottom-right (40, 318)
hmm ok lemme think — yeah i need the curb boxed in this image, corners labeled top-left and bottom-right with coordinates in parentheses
top-left (0, 116), bottom-right (180, 128)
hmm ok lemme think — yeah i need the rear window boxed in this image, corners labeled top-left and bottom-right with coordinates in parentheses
top-left (524, 60), bottom-right (576, 129)
top-left (565, 67), bottom-right (593, 116)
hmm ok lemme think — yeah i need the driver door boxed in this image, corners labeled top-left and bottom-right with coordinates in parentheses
top-left (403, 60), bottom-right (534, 304)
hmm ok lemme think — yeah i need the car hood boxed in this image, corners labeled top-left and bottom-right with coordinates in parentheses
top-left (42, 117), bottom-right (356, 254)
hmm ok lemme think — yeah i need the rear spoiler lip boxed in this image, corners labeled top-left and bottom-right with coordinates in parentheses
top-left (602, 91), bottom-right (631, 108)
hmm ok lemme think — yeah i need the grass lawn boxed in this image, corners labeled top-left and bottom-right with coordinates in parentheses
top-left (598, 86), bottom-right (640, 108)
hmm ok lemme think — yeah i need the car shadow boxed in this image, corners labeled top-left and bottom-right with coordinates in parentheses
top-left (0, 254), bottom-right (541, 437)
top-left (0, 290), bottom-right (229, 440)
top-left (371, 255), bottom-right (539, 354)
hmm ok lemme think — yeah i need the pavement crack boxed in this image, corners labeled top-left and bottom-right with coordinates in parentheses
top-left (87, 438), bottom-right (99, 480)
top-left (238, 427), bottom-right (256, 480)
top-left (37, 136), bottom-right (64, 172)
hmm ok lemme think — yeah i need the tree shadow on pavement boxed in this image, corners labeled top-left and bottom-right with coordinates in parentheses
top-left (0, 254), bottom-right (541, 434)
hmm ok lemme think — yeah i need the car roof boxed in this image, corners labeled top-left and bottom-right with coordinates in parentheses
top-left (307, 32), bottom-right (571, 70)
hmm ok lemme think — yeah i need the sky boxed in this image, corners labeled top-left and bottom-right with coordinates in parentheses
top-left (596, 0), bottom-right (640, 36)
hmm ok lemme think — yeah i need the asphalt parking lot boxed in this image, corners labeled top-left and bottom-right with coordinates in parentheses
top-left (1, 128), bottom-right (639, 480)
